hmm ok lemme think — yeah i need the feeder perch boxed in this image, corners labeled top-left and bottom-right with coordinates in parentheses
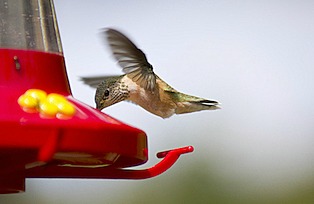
top-left (0, 0), bottom-right (193, 194)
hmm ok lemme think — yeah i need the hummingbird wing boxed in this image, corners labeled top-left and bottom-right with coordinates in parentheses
top-left (80, 75), bottom-right (120, 88)
top-left (105, 28), bottom-right (157, 91)
top-left (80, 76), bottom-right (108, 88)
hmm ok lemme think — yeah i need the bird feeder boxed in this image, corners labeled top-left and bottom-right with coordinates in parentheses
top-left (0, 0), bottom-right (193, 194)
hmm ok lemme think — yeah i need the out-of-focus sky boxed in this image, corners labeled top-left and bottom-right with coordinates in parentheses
top-left (2, 0), bottom-right (314, 203)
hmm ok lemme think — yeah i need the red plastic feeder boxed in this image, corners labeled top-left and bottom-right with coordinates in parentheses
top-left (0, 0), bottom-right (193, 194)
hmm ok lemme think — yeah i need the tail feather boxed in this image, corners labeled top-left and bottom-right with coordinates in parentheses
top-left (196, 99), bottom-right (219, 106)
top-left (175, 98), bottom-right (220, 114)
top-left (193, 99), bottom-right (220, 109)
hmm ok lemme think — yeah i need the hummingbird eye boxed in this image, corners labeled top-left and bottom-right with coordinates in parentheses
top-left (104, 89), bottom-right (110, 98)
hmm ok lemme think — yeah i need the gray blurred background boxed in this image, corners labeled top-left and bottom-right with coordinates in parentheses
top-left (2, 0), bottom-right (314, 203)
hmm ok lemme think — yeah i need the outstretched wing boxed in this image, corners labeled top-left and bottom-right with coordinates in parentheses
top-left (105, 28), bottom-right (156, 91)
top-left (80, 75), bottom-right (119, 88)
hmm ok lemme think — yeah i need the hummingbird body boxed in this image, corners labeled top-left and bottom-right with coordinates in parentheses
top-left (121, 75), bottom-right (177, 118)
top-left (82, 28), bottom-right (220, 118)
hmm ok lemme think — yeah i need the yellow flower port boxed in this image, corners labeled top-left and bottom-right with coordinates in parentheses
top-left (18, 89), bottom-right (76, 119)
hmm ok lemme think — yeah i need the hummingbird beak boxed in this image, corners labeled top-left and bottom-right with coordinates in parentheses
top-left (96, 103), bottom-right (101, 110)
top-left (96, 101), bottom-right (104, 110)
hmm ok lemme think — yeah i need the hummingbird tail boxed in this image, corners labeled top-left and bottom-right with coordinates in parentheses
top-left (175, 98), bottom-right (220, 115)
top-left (192, 99), bottom-right (220, 110)
top-left (196, 99), bottom-right (219, 105)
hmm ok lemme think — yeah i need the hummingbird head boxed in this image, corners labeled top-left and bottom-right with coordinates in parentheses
top-left (95, 76), bottom-right (129, 110)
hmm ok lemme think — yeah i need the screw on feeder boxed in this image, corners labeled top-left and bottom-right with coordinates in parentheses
top-left (13, 56), bottom-right (21, 70)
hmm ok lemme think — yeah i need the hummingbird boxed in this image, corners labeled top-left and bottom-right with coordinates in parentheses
top-left (81, 28), bottom-right (220, 118)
